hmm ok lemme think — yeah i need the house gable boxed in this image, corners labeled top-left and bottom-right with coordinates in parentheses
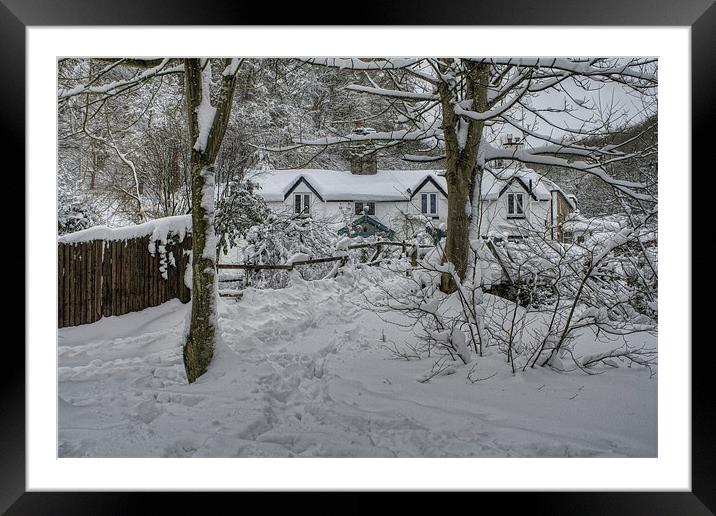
top-left (497, 176), bottom-right (539, 201)
top-left (283, 176), bottom-right (325, 202)
top-left (410, 175), bottom-right (448, 199)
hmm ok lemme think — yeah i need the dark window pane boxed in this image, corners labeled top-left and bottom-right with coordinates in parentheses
top-left (304, 194), bottom-right (310, 213)
top-left (516, 194), bottom-right (523, 214)
top-left (355, 202), bottom-right (363, 215)
top-left (508, 194), bottom-right (514, 214)
top-left (368, 202), bottom-right (375, 215)
top-left (295, 194), bottom-right (302, 214)
top-left (430, 194), bottom-right (436, 214)
top-left (421, 194), bottom-right (428, 213)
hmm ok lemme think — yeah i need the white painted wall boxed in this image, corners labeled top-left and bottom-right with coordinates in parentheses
top-left (477, 181), bottom-right (551, 238)
top-left (268, 181), bottom-right (449, 239)
top-left (265, 180), bottom-right (555, 240)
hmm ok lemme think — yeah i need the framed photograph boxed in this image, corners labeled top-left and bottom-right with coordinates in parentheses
top-left (6, 0), bottom-right (712, 512)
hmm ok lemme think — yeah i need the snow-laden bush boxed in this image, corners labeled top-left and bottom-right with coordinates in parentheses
top-left (58, 175), bottom-right (102, 235)
top-left (392, 210), bottom-right (441, 243)
top-left (215, 177), bottom-right (271, 255)
top-left (365, 218), bottom-right (658, 378)
top-left (480, 223), bottom-right (657, 374)
top-left (243, 213), bottom-right (340, 288)
top-left (486, 215), bottom-right (658, 324)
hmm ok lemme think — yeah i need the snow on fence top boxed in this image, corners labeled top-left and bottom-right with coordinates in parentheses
top-left (58, 214), bottom-right (192, 245)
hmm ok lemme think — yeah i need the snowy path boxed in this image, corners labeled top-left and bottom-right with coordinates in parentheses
top-left (58, 273), bottom-right (657, 457)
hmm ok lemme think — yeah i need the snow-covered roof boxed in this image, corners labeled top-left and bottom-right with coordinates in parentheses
top-left (250, 169), bottom-right (448, 202)
top-left (250, 167), bottom-right (574, 207)
top-left (481, 167), bottom-right (573, 206)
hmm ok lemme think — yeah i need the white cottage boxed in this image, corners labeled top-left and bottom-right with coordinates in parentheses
top-left (251, 163), bottom-right (576, 242)
top-left (477, 166), bottom-right (577, 240)
top-left (253, 168), bottom-right (448, 239)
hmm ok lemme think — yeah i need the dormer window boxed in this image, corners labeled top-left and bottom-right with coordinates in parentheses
top-left (294, 193), bottom-right (311, 216)
top-left (421, 193), bottom-right (438, 217)
top-left (354, 201), bottom-right (375, 216)
top-left (507, 192), bottom-right (525, 218)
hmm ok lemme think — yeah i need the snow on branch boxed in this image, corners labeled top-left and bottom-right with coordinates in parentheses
top-left (93, 57), bottom-right (169, 68)
top-left (499, 114), bottom-right (629, 157)
top-left (468, 58), bottom-right (657, 85)
top-left (257, 127), bottom-right (444, 152)
top-left (346, 84), bottom-right (439, 101)
top-left (305, 58), bottom-right (423, 70)
top-left (222, 58), bottom-right (243, 77)
top-left (454, 81), bottom-right (530, 121)
top-left (58, 59), bottom-right (184, 100)
top-left (485, 69), bottom-right (534, 104)
top-left (580, 346), bottom-right (657, 369)
top-left (481, 142), bottom-right (652, 201)
top-left (496, 115), bottom-right (657, 173)
top-left (402, 154), bottom-right (446, 162)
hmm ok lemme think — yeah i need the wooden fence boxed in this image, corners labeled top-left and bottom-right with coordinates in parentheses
top-left (218, 255), bottom-right (348, 271)
top-left (58, 235), bottom-right (192, 328)
top-left (217, 241), bottom-right (435, 271)
top-left (58, 236), bottom-right (433, 325)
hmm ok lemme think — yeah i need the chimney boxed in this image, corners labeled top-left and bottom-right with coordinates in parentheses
top-left (349, 120), bottom-right (378, 175)
top-left (503, 132), bottom-right (524, 148)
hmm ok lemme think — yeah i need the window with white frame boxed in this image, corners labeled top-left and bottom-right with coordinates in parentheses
top-left (507, 192), bottom-right (525, 218)
top-left (354, 201), bottom-right (375, 216)
top-left (421, 192), bottom-right (438, 216)
top-left (294, 193), bottom-right (311, 216)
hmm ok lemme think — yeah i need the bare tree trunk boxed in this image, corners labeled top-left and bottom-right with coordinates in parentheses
top-left (439, 61), bottom-right (488, 293)
top-left (441, 161), bottom-right (476, 292)
top-left (183, 160), bottom-right (217, 382)
top-left (182, 58), bottom-right (239, 383)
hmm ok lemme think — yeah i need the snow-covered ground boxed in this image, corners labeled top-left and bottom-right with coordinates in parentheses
top-left (58, 269), bottom-right (657, 457)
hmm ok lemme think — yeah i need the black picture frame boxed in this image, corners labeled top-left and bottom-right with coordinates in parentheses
top-left (5, 0), bottom-right (711, 513)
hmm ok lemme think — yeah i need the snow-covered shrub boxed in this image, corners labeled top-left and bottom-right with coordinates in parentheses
top-left (480, 222), bottom-right (657, 373)
top-left (359, 253), bottom-right (483, 371)
top-left (58, 175), bottom-right (102, 235)
top-left (243, 213), bottom-right (340, 288)
top-left (339, 235), bottom-right (409, 265)
top-left (214, 178), bottom-right (270, 255)
top-left (393, 210), bottom-right (444, 245)
top-left (365, 216), bottom-right (658, 378)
